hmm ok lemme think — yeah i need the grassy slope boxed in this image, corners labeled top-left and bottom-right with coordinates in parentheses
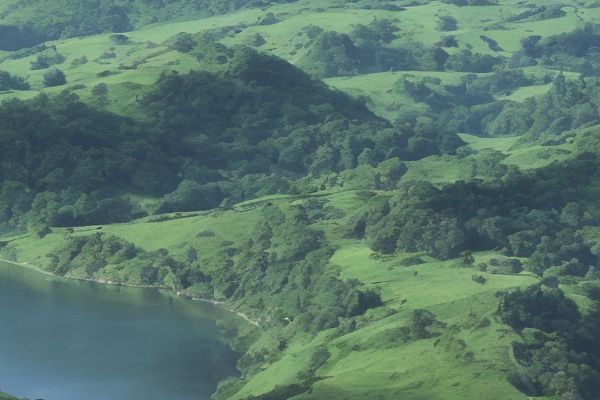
top-left (460, 133), bottom-right (576, 170)
top-left (1, 0), bottom-right (598, 108)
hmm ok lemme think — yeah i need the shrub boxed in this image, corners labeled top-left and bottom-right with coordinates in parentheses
top-left (30, 49), bottom-right (65, 70)
top-left (43, 68), bottom-right (67, 87)
top-left (169, 32), bottom-right (197, 53)
top-left (110, 34), bottom-right (130, 45)
top-left (140, 265), bottom-right (159, 285)
top-left (438, 16), bottom-right (458, 31)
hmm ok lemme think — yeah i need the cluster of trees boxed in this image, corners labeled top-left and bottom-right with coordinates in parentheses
top-left (398, 69), bottom-right (533, 109)
top-left (0, 24), bottom-right (45, 51)
top-left (46, 232), bottom-right (196, 288)
top-left (297, 16), bottom-right (504, 78)
top-left (507, 4), bottom-right (565, 23)
top-left (383, 31), bottom-right (600, 141)
top-left (348, 155), bottom-right (600, 276)
top-left (441, 0), bottom-right (497, 5)
top-left (43, 69), bottom-right (67, 87)
top-left (188, 203), bottom-right (382, 385)
top-left (197, 204), bottom-right (382, 334)
top-left (394, 71), bottom-right (600, 141)
top-left (0, 70), bottom-right (29, 91)
top-left (140, 46), bottom-right (458, 205)
top-left (296, 22), bottom-right (503, 78)
top-left (400, 309), bottom-right (446, 340)
top-left (478, 257), bottom-right (523, 275)
top-left (489, 74), bottom-right (600, 139)
top-left (517, 24), bottom-right (600, 75)
top-left (30, 48), bottom-right (65, 70)
top-left (48, 233), bottom-right (138, 276)
top-left (499, 283), bottom-right (600, 399)
top-left (444, 49), bottom-right (502, 73)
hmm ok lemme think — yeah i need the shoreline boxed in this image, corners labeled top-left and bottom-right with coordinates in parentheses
top-left (191, 297), bottom-right (260, 327)
top-left (0, 258), bottom-right (260, 327)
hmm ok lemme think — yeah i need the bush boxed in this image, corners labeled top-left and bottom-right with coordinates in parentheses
top-left (169, 32), bottom-right (197, 53)
top-left (140, 265), bottom-right (159, 285)
top-left (110, 34), bottom-right (130, 45)
top-left (31, 49), bottom-right (65, 70)
top-left (438, 16), bottom-right (458, 31)
top-left (407, 309), bottom-right (446, 339)
top-left (43, 68), bottom-right (66, 87)
top-left (71, 55), bottom-right (88, 66)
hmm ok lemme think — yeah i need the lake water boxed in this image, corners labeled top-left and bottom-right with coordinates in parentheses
top-left (0, 261), bottom-right (238, 400)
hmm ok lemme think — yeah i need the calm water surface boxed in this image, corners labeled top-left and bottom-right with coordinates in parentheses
top-left (0, 261), bottom-right (238, 400)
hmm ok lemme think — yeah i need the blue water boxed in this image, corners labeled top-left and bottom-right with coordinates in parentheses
top-left (0, 261), bottom-right (238, 400)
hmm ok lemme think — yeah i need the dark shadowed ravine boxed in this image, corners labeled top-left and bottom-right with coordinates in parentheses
top-left (0, 261), bottom-right (238, 400)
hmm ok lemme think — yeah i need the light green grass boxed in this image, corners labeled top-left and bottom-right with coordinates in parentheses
top-left (502, 144), bottom-right (574, 169)
top-left (0, 0), bottom-right (592, 127)
top-left (325, 71), bottom-right (471, 120)
top-left (459, 133), bottom-right (520, 153)
top-left (300, 303), bottom-right (529, 400)
top-left (459, 133), bottom-right (576, 171)
top-left (495, 83), bottom-right (552, 102)
top-left (331, 242), bottom-right (537, 308)
top-left (295, 241), bottom-right (538, 400)
top-left (402, 155), bottom-right (473, 185)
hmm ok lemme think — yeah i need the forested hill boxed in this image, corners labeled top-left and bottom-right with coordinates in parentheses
top-left (0, 44), bottom-right (456, 235)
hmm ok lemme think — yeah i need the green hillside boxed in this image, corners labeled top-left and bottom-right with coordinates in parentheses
top-left (0, 0), bottom-right (297, 50)
top-left (2, 189), bottom-right (539, 400)
top-left (2, 1), bottom-right (600, 399)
